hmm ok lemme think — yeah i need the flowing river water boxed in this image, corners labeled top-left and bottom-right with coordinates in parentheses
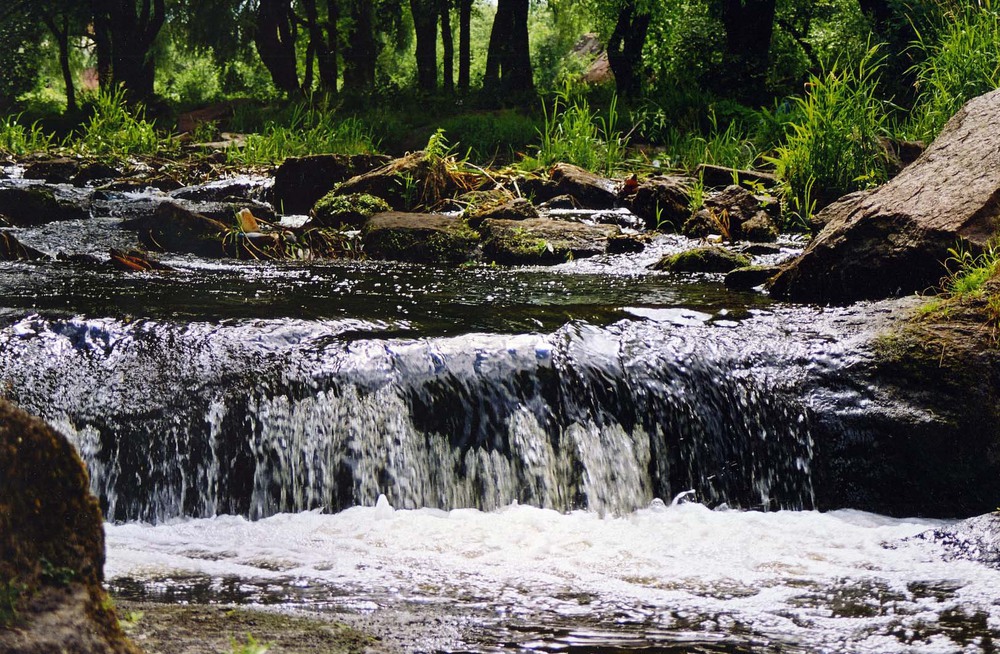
top-left (1, 172), bottom-right (998, 652)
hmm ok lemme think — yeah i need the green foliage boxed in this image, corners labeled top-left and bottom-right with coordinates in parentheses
top-left (908, 1), bottom-right (1000, 142)
top-left (523, 85), bottom-right (629, 176)
top-left (942, 242), bottom-right (1000, 300)
top-left (658, 110), bottom-right (759, 172)
top-left (0, 114), bottom-right (54, 156)
top-left (768, 45), bottom-right (889, 221)
top-left (0, 14), bottom-right (44, 110)
top-left (227, 104), bottom-right (377, 165)
top-left (435, 111), bottom-right (539, 163)
top-left (75, 87), bottom-right (163, 156)
top-left (1, 579), bottom-right (24, 627)
top-left (229, 633), bottom-right (271, 654)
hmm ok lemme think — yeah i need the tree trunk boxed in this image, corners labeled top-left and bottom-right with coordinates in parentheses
top-left (441, 0), bottom-right (454, 94)
top-left (607, 2), bottom-right (651, 98)
top-left (411, 0), bottom-right (438, 93)
top-left (718, 0), bottom-right (776, 105)
top-left (254, 0), bottom-right (301, 97)
top-left (458, 0), bottom-right (471, 93)
top-left (342, 0), bottom-right (376, 96)
top-left (321, 0), bottom-right (340, 95)
top-left (483, 0), bottom-right (533, 102)
top-left (40, 12), bottom-right (77, 112)
top-left (91, 0), bottom-right (166, 102)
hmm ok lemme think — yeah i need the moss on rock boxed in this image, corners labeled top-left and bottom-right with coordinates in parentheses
top-left (652, 246), bottom-right (750, 273)
top-left (310, 192), bottom-right (390, 229)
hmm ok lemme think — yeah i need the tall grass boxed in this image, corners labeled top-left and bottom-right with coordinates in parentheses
top-left (227, 103), bottom-right (377, 165)
top-left (523, 86), bottom-right (629, 176)
top-left (0, 114), bottom-right (54, 156)
top-left (908, 0), bottom-right (1000, 142)
top-left (75, 87), bottom-right (162, 156)
top-left (768, 45), bottom-right (890, 218)
top-left (657, 111), bottom-right (759, 172)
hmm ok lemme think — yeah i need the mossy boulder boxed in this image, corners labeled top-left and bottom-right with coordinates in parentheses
top-left (362, 212), bottom-right (480, 264)
top-left (627, 175), bottom-right (692, 230)
top-left (309, 192), bottom-right (390, 229)
top-left (652, 246), bottom-right (750, 273)
top-left (0, 187), bottom-right (89, 227)
top-left (465, 197), bottom-right (538, 228)
top-left (272, 153), bottom-right (390, 215)
top-left (335, 152), bottom-right (479, 211)
top-left (479, 217), bottom-right (619, 265)
top-left (0, 400), bottom-right (139, 653)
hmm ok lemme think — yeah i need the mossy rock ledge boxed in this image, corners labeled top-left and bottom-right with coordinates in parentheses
top-left (652, 246), bottom-right (750, 273)
top-left (362, 212), bottom-right (480, 264)
top-left (0, 400), bottom-right (140, 653)
top-left (809, 301), bottom-right (1000, 518)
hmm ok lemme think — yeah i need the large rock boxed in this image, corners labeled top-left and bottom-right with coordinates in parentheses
top-left (770, 88), bottom-right (1000, 303)
top-left (0, 400), bottom-right (139, 653)
top-left (479, 217), bottom-right (619, 265)
top-left (131, 201), bottom-right (231, 257)
top-left (627, 175), bottom-right (691, 230)
top-left (363, 212), bottom-right (480, 264)
top-left (335, 152), bottom-right (473, 212)
top-left (652, 246), bottom-right (750, 273)
top-left (0, 231), bottom-right (48, 261)
top-left (0, 187), bottom-right (90, 226)
top-left (272, 153), bottom-right (390, 215)
top-left (549, 164), bottom-right (618, 210)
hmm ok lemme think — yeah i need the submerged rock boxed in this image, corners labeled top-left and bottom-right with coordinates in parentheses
top-left (0, 231), bottom-right (48, 261)
top-left (771, 88), bottom-right (1000, 303)
top-left (652, 246), bottom-right (750, 273)
top-left (272, 153), bottom-right (390, 215)
top-left (0, 186), bottom-right (89, 226)
top-left (363, 212), bottom-right (480, 264)
top-left (479, 217), bottom-right (619, 265)
top-left (0, 400), bottom-right (139, 654)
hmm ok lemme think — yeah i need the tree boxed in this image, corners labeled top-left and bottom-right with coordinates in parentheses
top-left (91, 0), bottom-right (167, 101)
top-left (483, 0), bottom-right (533, 101)
top-left (606, 1), bottom-right (652, 98)
top-left (254, 0), bottom-right (301, 96)
top-left (714, 0), bottom-right (777, 104)
top-left (440, 0), bottom-right (454, 93)
top-left (411, 0), bottom-right (439, 92)
top-left (457, 0), bottom-right (472, 92)
top-left (342, 0), bottom-right (377, 96)
top-left (35, 0), bottom-right (91, 112)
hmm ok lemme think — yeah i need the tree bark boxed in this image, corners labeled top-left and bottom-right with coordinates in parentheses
top-left (411, 0), bottom-right (438, 92)
top-left (607, 2), bottom-right (651, 98)
top-left (458, 0), bottom-right (471, 93)
top-left (40, 11), bottom-right (77, 112)
top-left (342, 0), bottom-right (376, 96)
top-left (441, 0), bottom-right (454, 94)
top-left (321, 0), bottom-right (340, 95)
top-left (254, 0), bottom-right (301, 97)
top-left (718, 0), bottom-right (777, 105)
top-left (483, 0), bottom-right (533, 102)
top-left (91, 0), bottom-right (166, 101)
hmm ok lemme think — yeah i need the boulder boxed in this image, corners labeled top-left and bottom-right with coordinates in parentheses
top-left (770, 88), bottom-right (1000, 304)
top-left (272, 153), bottom-right (390, 215)
top-left (170, 178), bottom-right (270, 204)
top-left (479, 217), bottom-right (619, 265)
top-left (308, 192), bottom-right (390, 229)
top-left (0, 400), bottom-right (139, 654)
top-left (334, 152), bottom-right (473, 212)
top-left (627, 175), bottom-right (691, 230)
top-left (72, 162), bottom-right (123, 187)
top-left (695, 164), bottom-right (778, 190)
top-left (362, 212), bottom-right (480, 264)
top-left (0, 187), bottom-right (89, 226)
top-left (22, 157), bottom-right (80, 184)
top-left (652, 246), bottom-right (750, 273)
top-left (132, 201), bottom-right (231, 257)
top-left (683, 185), bottom-right (779, 241)
top-left (724, 265), bottom-right (781, 290)
top-left (465, 197), bottom-right (538, 228)
top-left (0, 231), bottom-right (48, 261)
top-left (549, 163), bottom-right (618, 210)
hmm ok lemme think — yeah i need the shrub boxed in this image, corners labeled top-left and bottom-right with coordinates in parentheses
top-left (75, 87), bottom-right (163, 156)
top-left (0, 114), bottom-right (54, 156)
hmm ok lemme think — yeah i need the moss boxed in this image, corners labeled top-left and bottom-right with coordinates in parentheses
top-left (653, 246), bottom-right (751, 273)
top-left (311, 192), bottom-right (389, 228)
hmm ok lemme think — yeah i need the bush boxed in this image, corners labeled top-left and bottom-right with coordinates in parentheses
top-left (74, 87), bottom-right (163, 156)
top-left (768, 45), bottom-right (889, 220)
top-left (0, 115), bottom-right (54, 156)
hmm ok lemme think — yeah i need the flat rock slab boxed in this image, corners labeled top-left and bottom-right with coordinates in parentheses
top-left (363, 212), bottom-right (480, 264)
top-left (770, 88), bottom-right (1000, 303)
top-left (0, 186), bottom-right (90, 226)
top-left (480, 217), bottom-right (619, 265)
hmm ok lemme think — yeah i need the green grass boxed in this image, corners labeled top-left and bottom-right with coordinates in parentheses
top-left (229, 633), bottom-right (270, 654)
top-left (907, 1), bottom-right (1000, 142)
top-left (74, 87), bottom-right (164, 157)
top-left (0, 114), bottom-right (54, 156)
top-left (435, 111), bottom-right (538, 163)
top-left (657, 111), bottom-right (759, 172)
top-left (227, 103), bottom-right (377, 165)
top-left (767, 44), bottom-right (890, 221)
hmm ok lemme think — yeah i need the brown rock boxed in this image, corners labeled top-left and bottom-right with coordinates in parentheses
top-left (627, 175), bottom-right (691, 230)
top-left (771, 88), bottom-right (1000, 303)
top-left (335, 152), bottom-right (472, 212)
top-left (0, 400), bottom-right (140, 654)
top-left (362, 212), bottom-right (480, 264)
top-left (272, 153), bottom-right (390, 215)
top-left (0, 187), bottom-right (89, 227)
top-left (134, 201), bottom-right (230, 257)
top-left (549, 163), bottom-right (619, 210)
top-left (466, 197), bottom-right (538, 228)
top-left (480, 217), bottom-right (619, 265)
top-left (22, 157), bottom-right (81, 184)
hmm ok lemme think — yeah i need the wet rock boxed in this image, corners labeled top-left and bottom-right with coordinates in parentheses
top-left (0, 213), bottom-right (9, 228)
top-left (770, 88), bottom-right (1000, 304)
top-left (0, 186), bottom-right (90, 226)
top-left (22, 156), bottom-right (80, 183)
top-left (514, 175), bottom-right (561, 205)
top-left (170, 178), bottom-right (270, 204)
top-left (57, 252), bottom-right (105, 268)
top-left (334, 151), bottom-right (474, 212)
top-left (652, 246), bottom-right (750, 273)
top-left (539, 194), bottom-right (580, 210)
top-left (695, 164), bottom-right (778, 190)
top-left (308, 192), bottom-right (391, 229)
top-left (627, 175), bottom-right (691, 230)
top-left (272, 153), bottom-right (390, 215)
top-left (132, 201), bottom-right (231, 257)
top-left (724, 265), bottom-right (781, 290)
top-left (480, 217), bottom-right (619, 265)
top-left (0, 400), bottom-right (139, 654)
top-left (607, 234), bottom-right (647, 254)
top-left (100, 175), bottom-right (183, 193)
top-left (0, 231), bottom-right (48, 261)
top-left (72, 162), bottom-right (124, 187)
top-left (740, 211), bottom-right (779, 242)
top-left (465, 197), bottom-right (538, 228)
top-left (549, 163), bottom-right (618, 210)
top-left (363, 212), bottom-right (480, 264)
top-left (913, 513), bottom-right (1000, 567)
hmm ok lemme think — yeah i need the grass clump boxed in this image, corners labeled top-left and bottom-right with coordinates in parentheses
top-left (0, 114), bottom-right (53, 156)
top-left (228, 103), bottom-right (377, 165)
top-left (908, 1), bottom-right (1000, 142)
top-left (920, 241), bottom-right (1000, 336)
top-left (523, 85), bottom-right (629, 176)
top-left (75, 87), bottom-right (163, 156)
top-left (768, 45), bottom-right (890, 221)
top-left (230, 633), bottom-right (271, 654)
